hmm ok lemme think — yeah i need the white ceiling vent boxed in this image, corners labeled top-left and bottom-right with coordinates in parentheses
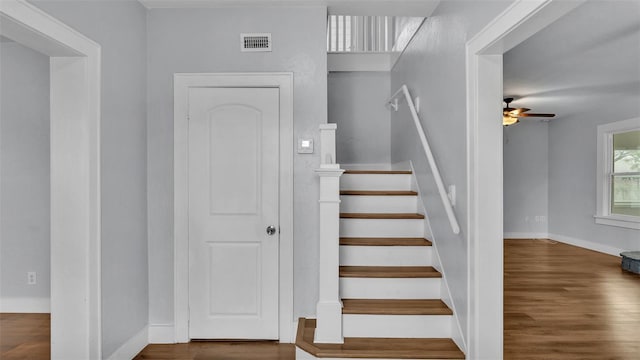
top-left (241, 33), bottom-right (272, 52)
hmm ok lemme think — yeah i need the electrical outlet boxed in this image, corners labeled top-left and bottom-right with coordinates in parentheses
top-left (27, 272), bottom-right (36, 285)
top-left (535, 215), bottom-right (546, 223)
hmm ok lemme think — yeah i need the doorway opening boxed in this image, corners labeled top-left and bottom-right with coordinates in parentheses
top-left (0, 1), bottom-right (101, 358)
top-left (465, 0), bottom-right (584, 358)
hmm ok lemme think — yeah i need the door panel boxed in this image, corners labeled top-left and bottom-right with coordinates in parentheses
top-left (188, 87), bottom-right (279, 339)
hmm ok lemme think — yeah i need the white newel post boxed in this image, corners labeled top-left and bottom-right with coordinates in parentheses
top-left (314, 124), bottom-right (344, 343)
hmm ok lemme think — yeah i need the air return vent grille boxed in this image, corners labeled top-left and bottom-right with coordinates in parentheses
top-left (241, 33), bottom-right (272, 52)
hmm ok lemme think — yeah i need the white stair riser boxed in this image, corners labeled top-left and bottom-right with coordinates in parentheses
top-left (341, 174), bottom-right (412, 191)
top-left (340, 278), bottom-right (441, 299)
top-left (343, 314), bottom-right (452, 338)
top-left (340, 195), bottom-right (417, 213)
top-left (340, 219), bottom-right (424, 238)
top-left (340, 246), bottom-right (432, 266)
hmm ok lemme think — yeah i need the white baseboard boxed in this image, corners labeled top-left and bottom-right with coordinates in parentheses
top-left (0, 297), bottom-right (50, 313)
top-left (148, 321), bottom-right (297, 344)
top-left (504, 232), bottom-right (623, 257)
top-left (148, 323), bottom-right (175, 344)
top-left (106, 325), bottom-right (148, 360)
top-left (548, 233), bottom-right (623, 257)
top-left (503, 232), bottom-right (549, 239)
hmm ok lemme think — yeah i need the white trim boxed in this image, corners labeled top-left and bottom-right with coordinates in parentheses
top-left (465, 1), bottom-right (584, 359)
top-left (148, 324), bottom-right (176, 344)
top-left (503, 232), bottom-right (550, 239)
top-left (504, 234), bottom-right (625, 257)
top-left (138, 0), bottom-right (441, 17)
top-left (0, 1), bottom-right (101, 359)
top-left (106, 326), bottom-right (148, 360)
top-left (548, 233), bottom-right (624, 257)
top-left (595, 117), bottom-right (640, 229)
top-left (409, 161), bottom-right (465, 352)
top-left (0, 297), bottom-right (51, 313)
top-left (173, 72), bottom-right (294, 343)
top-left (594, 215), bottom-right (640, 230)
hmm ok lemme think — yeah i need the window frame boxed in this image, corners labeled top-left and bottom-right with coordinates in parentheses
top-left (595, 117), bottom-right (640, 230)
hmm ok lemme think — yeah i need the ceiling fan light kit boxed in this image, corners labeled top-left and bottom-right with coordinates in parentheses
top-left (502, 97), bottom-right (556, 126)
top-left (503, 115), bottom-right (519, 126)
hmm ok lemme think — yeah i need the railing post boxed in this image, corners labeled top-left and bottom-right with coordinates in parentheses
top-left (314, 123), bottom-right (344, 344)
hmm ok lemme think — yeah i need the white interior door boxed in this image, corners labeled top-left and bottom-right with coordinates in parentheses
top-left (188, 87), bottom-right (279, 339)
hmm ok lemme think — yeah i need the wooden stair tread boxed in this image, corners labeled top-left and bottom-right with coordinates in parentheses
top-left (342, 299), bottom-right (453, 315)
top-left (341, 190), bottom-right (418, 196)
top-left (344, 170), bottom-right (413, 174)
top-left (340, 237), bottom-right (432, 246)
top-left (296, 318), bottom-right (465, 359)
top-left (340, 266), bottom-right (441, 278)
top-left (340, 213), bottom-right (425, 219)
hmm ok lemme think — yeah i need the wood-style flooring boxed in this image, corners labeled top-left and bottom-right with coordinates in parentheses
top-left (504, 239), bottom-right (640, 359)
top-left (134, 341), bottom-right (295, 360)
top-left (2, 239), bottom-right (638, 359)
top-left (0, 313), bottom-right (50, 359)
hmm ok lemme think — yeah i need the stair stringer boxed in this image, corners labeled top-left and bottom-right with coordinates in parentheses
top-left (407, 160), bottom-right (467, 354)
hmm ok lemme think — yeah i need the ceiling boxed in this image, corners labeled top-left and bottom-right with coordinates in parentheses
top-left (138, 0), bottom-right (440, 16)
top-left (503, 0), bottom-right (640, 121)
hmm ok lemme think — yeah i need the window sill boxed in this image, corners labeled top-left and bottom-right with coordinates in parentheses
top-left (594, 215), bottom-right (640, 230)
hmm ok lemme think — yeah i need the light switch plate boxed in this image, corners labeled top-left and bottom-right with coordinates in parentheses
top-left (297, 138), bottom-right (314, 154)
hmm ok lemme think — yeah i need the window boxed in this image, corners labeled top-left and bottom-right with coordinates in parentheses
top-left (595, 117), bottom-right (640, 229)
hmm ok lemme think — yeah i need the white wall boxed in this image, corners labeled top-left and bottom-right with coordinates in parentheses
top-left (390, 0), bottom-right (513, 343)
top-left (28, 1), bottom-right (149, 357)
top-left (146, 7), bottom-right (328, 328)
top-left (328, 72), bottom-right (390, 164)
top-left (0, 41), bottom-right (51, 311)
top-left (503, 122), bottom-right (549, 236)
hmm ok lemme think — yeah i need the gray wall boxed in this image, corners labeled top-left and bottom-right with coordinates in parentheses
top-left (545, 1), bottom-right (640, 252)
top-left (28, 1), bottom-right (148, 357)
top-left (390, 0), bottom-right (512, 343)
top-left (146, 7), bottom-right (328, 327)
top-left (329, 71), bottom-right (391, 165)
top-left (0, 41), bottom-right (50, 305)
top-left (548, 108), bottom-right (639, 251)
top-left (503, 122), bottom-right (549, 235)
top-left (504, 0), bottom-right (640, 251)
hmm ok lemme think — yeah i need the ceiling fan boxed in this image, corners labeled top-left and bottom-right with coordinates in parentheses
top-left (503, 97), bottom-right (555, 126)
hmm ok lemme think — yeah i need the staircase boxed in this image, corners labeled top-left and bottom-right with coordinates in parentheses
top-left (296, 169), bottom-right (465, 359)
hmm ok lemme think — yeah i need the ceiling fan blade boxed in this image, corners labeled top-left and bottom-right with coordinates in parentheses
top-left (508, 108), bottom-right (530, 115)
top-left (516, 113), bottom-right (555, 118)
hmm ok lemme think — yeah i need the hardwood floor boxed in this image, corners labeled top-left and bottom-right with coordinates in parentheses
top-left (296, 318), bottom-right (465, 359)
top-left (134, 341), bottom-right (295, 360)
top-left (504, 239), bottom-right (640, 359)
top-left (2, 240), bottom-right (638, 359)
top-left (0, 313), bottom-right (50, 359)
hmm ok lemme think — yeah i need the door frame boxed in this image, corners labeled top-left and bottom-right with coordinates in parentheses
top-left (173, 73), bottom-right (294, 343)
top-left (465, 0), bottom-right (584, 358)
top-left (0, 0), bottom-right (101, 358)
